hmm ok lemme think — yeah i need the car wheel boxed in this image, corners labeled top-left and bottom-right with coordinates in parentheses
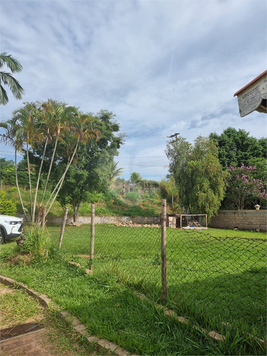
top-left (0, 228), bottom-right (5, 244)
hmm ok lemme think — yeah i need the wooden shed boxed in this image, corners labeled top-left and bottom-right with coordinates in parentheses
top-left (234, 70), bottom-right (267, 117)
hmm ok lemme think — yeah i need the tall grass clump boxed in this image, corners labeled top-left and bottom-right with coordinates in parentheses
top-left (19, 225), bottom-right (49, 257)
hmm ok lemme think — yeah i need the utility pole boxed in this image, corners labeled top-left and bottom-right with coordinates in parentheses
top-left (167, 132), bottom-right (180, 143)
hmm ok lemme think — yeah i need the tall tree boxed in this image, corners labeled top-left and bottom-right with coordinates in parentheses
top-left (55, 110), bottom-right (124, 221)
top-left (12, 102), bottom-right (41, 218)
top-left (0, 52), bottom-right (24, 105)
top-left (0, 118), bottom-right (28, 221)
top-left (166, 136), bottom-right (227, 222)
top-left (44, 112), bottom-right (100, 222)
top-left (159, 177), bottom-right (180, 213)
top-left (0, 100), bottom-right (100, 225)
top-left (130, 172), bottom-right (142, 185)
top-left (209, 127), bottom-right (266, 167)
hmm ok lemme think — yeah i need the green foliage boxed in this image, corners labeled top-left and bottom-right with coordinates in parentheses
top-left (18, 226), bottom-right (49, 256)
top-left (125, 191), bottom-right (140, 203)
top-left (166, 136), bottom-right (227, 222)
top-left (223, 164), bottom-right (267, 210)
top-left (55, 110), bottom-right (124, 219)
top-left (16, 159), bottom-right (38, 188)
top-left (0, 158), bottom-right (15, 186)
top-left (130, 172), bottom-right (142, 184)
top-left (0, 190), bottom-right (17, 215)
top-left (209, 128), bottom-right (267, 210)
top-left (159, 177), bottom-right (180, 212)
top-left (1, 99), bottom-right (101, 224)
top-left (247, 157), bottom-right (267, 182)
top-left (210, 127), bottom-right (267, 167)
top-left (0, 52), bottom-right (24, 105)
top-left (86, 192), bottom-right (105, 203)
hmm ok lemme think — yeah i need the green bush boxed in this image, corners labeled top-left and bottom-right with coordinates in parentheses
top-left (19, 226), bottom-right (49, 257)
top-left (0, 190), bottom-right (17, 216)
top-left (9, 187), bottom-right (18, 193)
top-left (125, 191), bottom-right (140, 203)
top-left (87, 192), bottom-right (105, 203)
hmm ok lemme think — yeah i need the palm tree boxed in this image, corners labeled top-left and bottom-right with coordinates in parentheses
top-left (12, 102), bottom-right (41, 219)
top-left (108, 160), bottom-right (123, 182)
top-left (1, 100), bottom-right (100, 227)
top-left (38, 101), bottom-right (79, 210)
top-left (0, 119), bottom-right (29, 222)
top-left (0, 52), bottom-right (24, 105)
top-left (43, 113), bottom-right (100, 223)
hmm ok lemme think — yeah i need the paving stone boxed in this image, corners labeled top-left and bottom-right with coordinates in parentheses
top-left (208, 330), bottom-right (225, 341)
top-left (71, 316), bottom-right (81, 326)
top-left (74, 324), bottom-right (87, 333)
top-left (114, 346), bottom-right (131, 356)
top-left (60, 310), bottom-right (71, 317)
top-left (87, 335), bottom-right (100, 343)
top-left (98, 339), bottom-right (119, 352)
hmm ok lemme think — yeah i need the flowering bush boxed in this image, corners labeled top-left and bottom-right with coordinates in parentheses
top-left (225, 165), bottom-right (267, 210)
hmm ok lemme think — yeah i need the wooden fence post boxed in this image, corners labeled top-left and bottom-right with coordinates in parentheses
top-left (59, 207), bottom-right (68, 249)
top-left (90, 204), bottom-right (95, 260)
top-left (161, 199), bottom-right (167, 302)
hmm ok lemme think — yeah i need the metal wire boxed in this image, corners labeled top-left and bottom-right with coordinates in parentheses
top-left (92, 216), bottom-right (266, 337)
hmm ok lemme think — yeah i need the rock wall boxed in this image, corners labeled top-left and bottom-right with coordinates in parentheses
top-left (21, 210), bottom-right (267, 232)
top-left (47, 215), bottom-right (161, 225)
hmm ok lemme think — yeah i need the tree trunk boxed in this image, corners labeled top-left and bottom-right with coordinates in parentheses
top-left (74, 201), bottom-right (82, 222)
top-left (45, 140), bottom-right (80, 217)
top-left (72, 200), bottom-right (76, 222)
top-left (32, 135), bottom-right (49, 223)
top-left (15, 149), bottom-right (28, 223)
top-left (26, 141), bottom-right (33, 218)
top-left (40, 134), bottom-right (59, 207)
top-left (59, 207), bottom-right (68, 248)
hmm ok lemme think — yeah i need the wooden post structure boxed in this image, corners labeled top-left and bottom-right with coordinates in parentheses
top-left (161, 199), bottom-right (167, 303)
top-left (59, 207), bottom-right (68, 249)
top-left (90, 204), bottom-right (95, 260)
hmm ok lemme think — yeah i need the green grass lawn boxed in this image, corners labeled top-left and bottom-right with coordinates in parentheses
top-left (47, 225), bottom-right (266, 338)
top-left (0, 226), bottom-right (266, 355)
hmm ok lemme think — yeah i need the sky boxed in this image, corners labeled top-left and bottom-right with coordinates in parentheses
top-left (1, 0), bottom-right (267, 181)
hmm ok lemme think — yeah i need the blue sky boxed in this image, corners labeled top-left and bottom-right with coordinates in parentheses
top-left (1, 0), bottom-right (266, 181)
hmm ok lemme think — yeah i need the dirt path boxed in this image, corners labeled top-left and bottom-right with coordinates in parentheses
top-left (0, 284), bottom-right (94, 356)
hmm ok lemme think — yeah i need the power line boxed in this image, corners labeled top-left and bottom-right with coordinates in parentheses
top-left (0, 152), bottom-right (167, 159)
top-left (118, 156), bottom-right (166, 159)
top-left (120, 165), bottom-right (169, 168)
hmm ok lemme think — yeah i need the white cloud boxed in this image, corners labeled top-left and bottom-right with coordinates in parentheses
top-left (1, 0), bottom-right (266, 180)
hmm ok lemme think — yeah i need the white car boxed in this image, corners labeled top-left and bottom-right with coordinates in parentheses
top-left (0, 215), bottom-right (23, 244)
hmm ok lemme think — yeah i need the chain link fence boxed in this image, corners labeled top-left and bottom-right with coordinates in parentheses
top-left (89, 202), bottom-right (266, 339)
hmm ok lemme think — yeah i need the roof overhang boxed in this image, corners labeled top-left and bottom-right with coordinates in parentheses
top-left (234, 70), bottom-right (267, 117)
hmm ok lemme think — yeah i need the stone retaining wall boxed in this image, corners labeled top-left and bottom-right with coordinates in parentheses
top-left (47, 215), bottom-right (161, 225)
top-left (21, 210), bottom-right (267, 231)
top-left (209, 210), bottom-right (267, 232)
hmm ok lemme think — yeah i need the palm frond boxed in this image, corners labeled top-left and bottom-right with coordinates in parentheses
top-left (0, 84), bottom-right (8, 105)
top-left (0, 52), bottom-right (23, 72)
